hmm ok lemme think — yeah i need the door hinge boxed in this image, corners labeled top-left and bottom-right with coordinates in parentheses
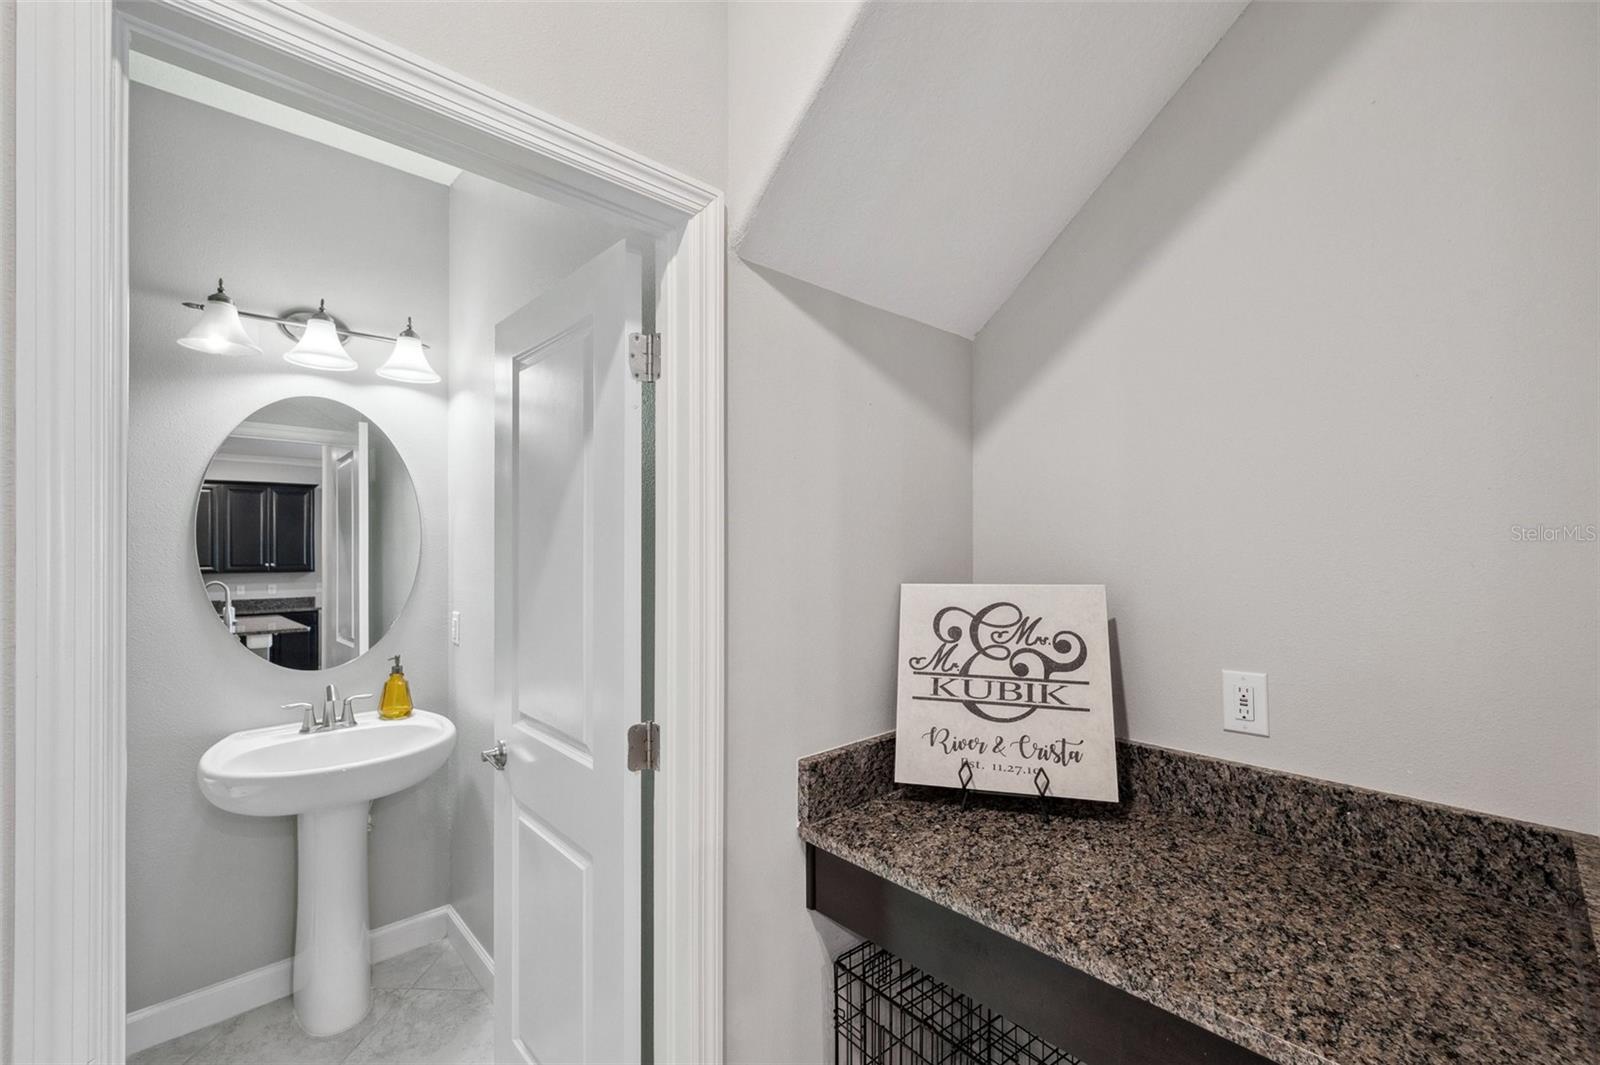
top-left (627, 721), bottom-right (660, 772)
top-left (628, 332), bottom-right (661, 382)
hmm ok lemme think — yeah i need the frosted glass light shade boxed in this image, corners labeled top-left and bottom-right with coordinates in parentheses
top-left (178, 287), bottom-right (260, 357)
top-left (284, 312), bottom-right (357, 372)
top-left (375, 320), bottom-right (440, 384)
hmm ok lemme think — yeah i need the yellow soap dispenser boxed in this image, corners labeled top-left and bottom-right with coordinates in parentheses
top-left (380, 655), bottom-right (414, 719)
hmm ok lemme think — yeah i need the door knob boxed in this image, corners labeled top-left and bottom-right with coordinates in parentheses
top-left (481, 741), bottom-right (508, 770)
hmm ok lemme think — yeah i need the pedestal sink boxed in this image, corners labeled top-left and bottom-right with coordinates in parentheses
top-left (198, 710), bottom-right (456, 1036)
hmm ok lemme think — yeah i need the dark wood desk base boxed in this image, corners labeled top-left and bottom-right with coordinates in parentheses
top-left (806, 845), bottom-right (1274, 1065)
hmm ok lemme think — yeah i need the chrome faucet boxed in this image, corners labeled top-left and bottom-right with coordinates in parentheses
top-left (205, 580), bottom-right (236, 634)
top-left (285, 686), bottom-right (373, 734)
top-left (339, 693), bottom-right (375, 727)
top-left (286, 702), bottom-right (317, 733)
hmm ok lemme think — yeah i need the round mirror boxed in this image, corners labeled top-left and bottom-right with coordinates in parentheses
top-left (195, 398), bottom-right (420, 671)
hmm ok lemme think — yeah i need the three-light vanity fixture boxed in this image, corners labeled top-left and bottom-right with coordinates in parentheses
top-left (177, 280), bottom-right (441, 384)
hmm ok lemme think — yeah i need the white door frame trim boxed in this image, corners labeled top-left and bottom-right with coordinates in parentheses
top-left (11, 3), bottom-right (726, 1063)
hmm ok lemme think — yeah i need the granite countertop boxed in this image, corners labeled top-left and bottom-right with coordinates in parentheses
top-left (232, 614), bottom-right (311, 636)
top-left (230, 597), bottom-right (316, 616)
top-left (799, 733), bottom-right (1600, 1065)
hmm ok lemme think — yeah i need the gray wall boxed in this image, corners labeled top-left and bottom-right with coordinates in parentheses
top-left (723, 261), bottom-right (973, 1061)
top-left (724, 10), bottom-right (977, 1057)
top-left (444, 171), bottom-right (629, 947)
top-left (0, 2), bottom-right (14, 1054)
top-left (126, 85), bottom-right (451, 1009)
top-left (973, 1), bottom-right (1599, 833)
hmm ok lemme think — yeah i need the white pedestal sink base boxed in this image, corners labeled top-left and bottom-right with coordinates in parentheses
top-left (293, 801), bottom-right (371, 1036)
top-left (197, 711), bottom-right (455, 1036)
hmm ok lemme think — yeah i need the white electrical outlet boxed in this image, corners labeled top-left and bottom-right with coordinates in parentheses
top-left (266, 583), bottom-right (278, 595)
top-left (1222, 670), bottom-right (1269, 736)
top-left (450, 610), bottom-right (461, 646)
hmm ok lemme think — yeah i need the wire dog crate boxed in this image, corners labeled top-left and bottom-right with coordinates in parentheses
top-left (834, 942), bottom-right (1083, 1065)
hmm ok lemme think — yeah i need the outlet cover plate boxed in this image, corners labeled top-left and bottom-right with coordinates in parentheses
top-left (1223, 670), bottom-right (1269, 737)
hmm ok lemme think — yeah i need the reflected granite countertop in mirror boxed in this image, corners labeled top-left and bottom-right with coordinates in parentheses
top-left (798, 732), bottom-right (1600, 1065)
top-left (229, 596), bottom-right (317, 616)
top-left (231, 614), bottom-right (312, 636)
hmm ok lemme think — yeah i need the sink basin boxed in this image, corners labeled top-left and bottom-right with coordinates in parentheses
top-left (199, 709), bottom-right (455, 816)
top-left (198, 709), bottom-right (455, 1036)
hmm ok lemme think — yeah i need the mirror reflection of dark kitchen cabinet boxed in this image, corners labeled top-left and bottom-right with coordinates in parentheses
top-left (267, 609), bottom-right (321, 670)
top-left (197, 482), bottom-right (317, 574)
top-left (220, 483), bottom-right (269, 571)
top-left (269, 485), bottom-right (316, 571)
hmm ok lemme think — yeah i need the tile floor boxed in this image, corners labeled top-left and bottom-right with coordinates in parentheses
top-left (131, 939), bottom-right (495, 1065)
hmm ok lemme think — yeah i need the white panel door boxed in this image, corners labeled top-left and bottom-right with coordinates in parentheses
top-left (493, 241), bottom-right (644, 1065)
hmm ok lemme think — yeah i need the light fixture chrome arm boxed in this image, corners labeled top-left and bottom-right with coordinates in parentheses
top-left (179, 301), bottom-right (431, 348)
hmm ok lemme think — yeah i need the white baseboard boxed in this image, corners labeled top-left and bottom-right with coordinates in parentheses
top-left (371, 906), bottom-right (452, 965)
top-left (126, 956), bottom-right (295, 1057)
top-left (444, 906), bottom-right (495, 998)
top-left (126, 905), bottom-right (489, 1055)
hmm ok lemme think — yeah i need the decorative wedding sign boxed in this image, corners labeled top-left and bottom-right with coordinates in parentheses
top-left (894, 584), bottom-right (1119, 803)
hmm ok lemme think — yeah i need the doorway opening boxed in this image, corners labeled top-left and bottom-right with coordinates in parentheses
top-left (11, 4), bottom-right (724, 1064)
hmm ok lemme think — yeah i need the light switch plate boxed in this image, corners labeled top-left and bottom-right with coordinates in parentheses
top-left (450, 610), bottom-right (461, 646)
top-left (1223, 670), bottom-right (1269, 736)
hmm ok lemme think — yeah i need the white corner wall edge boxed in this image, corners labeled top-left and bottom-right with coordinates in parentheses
top-left (126, 905), bottom-right (494, 1055)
